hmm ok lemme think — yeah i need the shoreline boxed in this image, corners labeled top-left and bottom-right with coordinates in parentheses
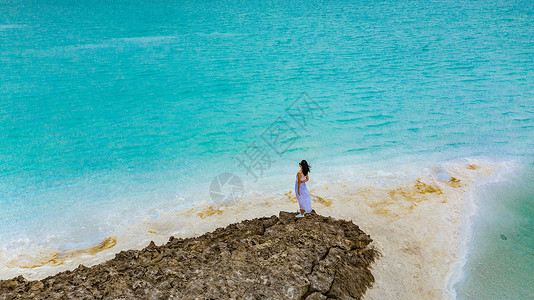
top-left (445, 160), bottom-right (523, 298)
top-left (360, 159), bottom-right (514, 299)
top-left (0, 158), bottom-right (516, 299)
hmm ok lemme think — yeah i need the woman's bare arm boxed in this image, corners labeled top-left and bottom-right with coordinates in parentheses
top-left (301, 174), bottom-right (309, 183)
top-left (297, 173), bottom-right (301, 195)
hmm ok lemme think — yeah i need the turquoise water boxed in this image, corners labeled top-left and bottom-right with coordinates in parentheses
top-left (455, 164), bottom-right (534, 299)
top-left (1, 0), bottom-right (533, 296)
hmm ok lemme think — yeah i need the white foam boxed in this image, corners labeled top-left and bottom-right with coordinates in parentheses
top-left (114, 35), bottom-right (178, 44)
top-left (0, 24), bottom-right (27, 29)
top-left (25, 35), bottom-right (180, 56)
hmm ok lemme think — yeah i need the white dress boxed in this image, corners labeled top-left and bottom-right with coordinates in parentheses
top-left (295, 171), bottom-right (312, 213)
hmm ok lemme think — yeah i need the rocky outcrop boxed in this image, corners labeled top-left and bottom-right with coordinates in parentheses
top-left (0, 211), bottom-right (377, 299)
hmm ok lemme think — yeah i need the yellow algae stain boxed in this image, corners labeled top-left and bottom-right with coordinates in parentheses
top-left (86, 236), bottom-right (117, 255)
top-left (467, 163), bottom-right (479, 170)
top-left (372, 206), bottom-right (401, 221)
top-left (366, 200), bottom-right (404, 217)
top-left (388, 179), bottom-right (443, 203)
top-left (373, 207), bottom-right (391, 216)
top-left (285, 190), bottom-right (297, 202)
top-left (15, 252), bottom-right (66, 268)
top-left (313, 195), bottom-right (333, 207)
top-left (367, 200), bottom-right (392, 209)
top-left (196, 205), bottom-right (223, 219)
top-left (413, 179), bottom-right (442, 195)
top-left (10, 236), bottom-right (117, 269)
top-left (446, 176), bottom-right (464, 188)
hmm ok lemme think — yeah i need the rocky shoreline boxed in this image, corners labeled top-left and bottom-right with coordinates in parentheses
top-left (0, 211), bottom-right (377, 300)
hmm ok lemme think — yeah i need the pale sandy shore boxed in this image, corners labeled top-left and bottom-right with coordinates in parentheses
top-left (0, 159), bottom-right (513, 299)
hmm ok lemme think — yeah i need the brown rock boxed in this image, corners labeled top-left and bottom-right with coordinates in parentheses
top-left (306, 292), bottom-right (328, 300)
top-left (0, 211), bottom-right (377, 299)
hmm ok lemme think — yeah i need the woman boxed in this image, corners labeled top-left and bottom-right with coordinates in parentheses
top-left (295, 160), bottom-right (312, 218)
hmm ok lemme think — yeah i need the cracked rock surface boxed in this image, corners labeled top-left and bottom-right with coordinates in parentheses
top-left (0, 210), bottom-right (377, 299)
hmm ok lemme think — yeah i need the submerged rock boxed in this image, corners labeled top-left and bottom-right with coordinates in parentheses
top-left (0, 211), bottom-right (377, 299)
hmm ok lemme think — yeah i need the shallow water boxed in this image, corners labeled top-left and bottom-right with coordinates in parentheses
top-left (1, 0), bottom-right (533, 297)
top-left (454, 164), bottom-right (534, 299)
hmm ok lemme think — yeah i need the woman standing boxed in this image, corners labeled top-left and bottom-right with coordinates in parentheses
top-left (295, 160), bottom-right (312, 218)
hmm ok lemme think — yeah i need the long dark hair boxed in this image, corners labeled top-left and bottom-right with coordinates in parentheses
top-left (300, 160), bottom-right (311, 176)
